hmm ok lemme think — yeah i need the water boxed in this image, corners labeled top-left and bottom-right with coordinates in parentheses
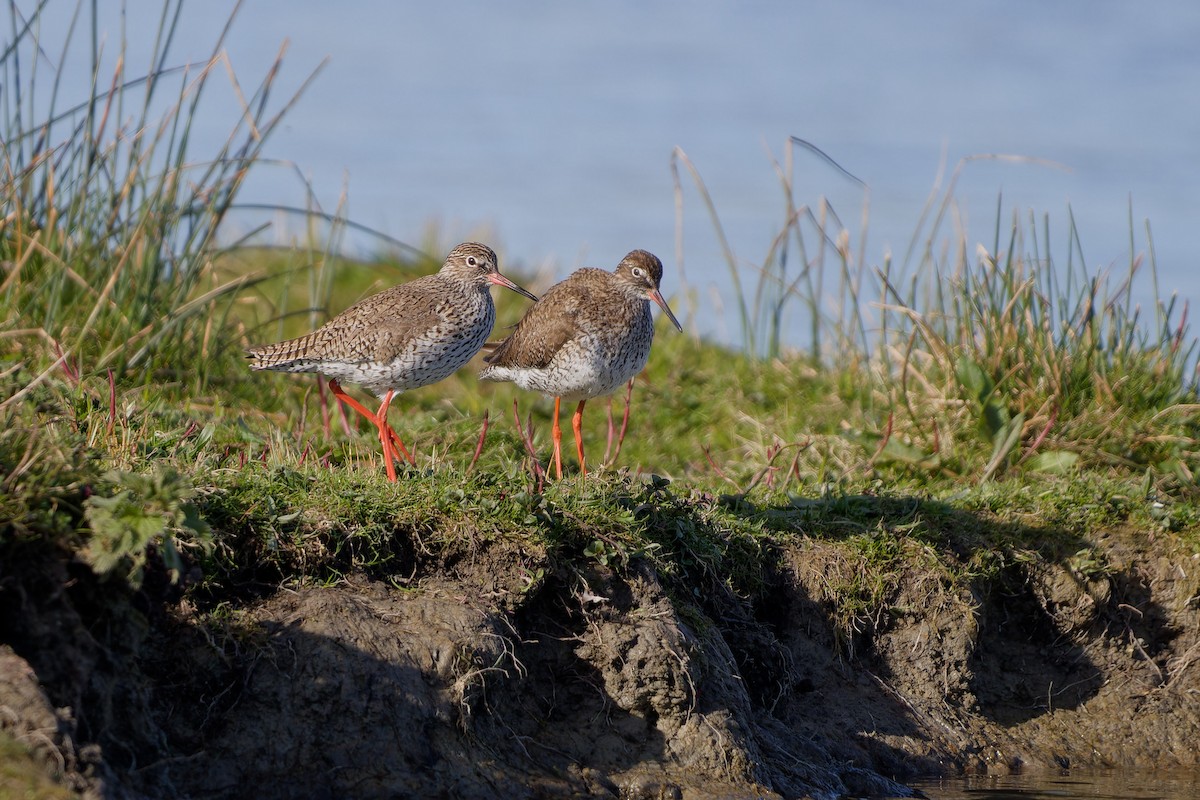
top-left (14, 1), bottom-right (1200, 346)
top-left (909, 769), bottom-right (1200, 800)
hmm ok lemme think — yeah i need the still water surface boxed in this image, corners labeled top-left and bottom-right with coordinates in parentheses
top-left (909, 769), bottom-right (1200, 800)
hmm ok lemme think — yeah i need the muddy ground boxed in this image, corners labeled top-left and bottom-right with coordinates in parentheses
top-left (2, 521), bottom-right (1198, 799)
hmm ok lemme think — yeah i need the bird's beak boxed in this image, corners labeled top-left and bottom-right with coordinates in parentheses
top-left (648, 289), bottom-right (683, 332)
top-left (489, 272), bottom-right (538, 301)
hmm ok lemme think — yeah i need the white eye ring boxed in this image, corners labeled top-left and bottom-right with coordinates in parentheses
top-left (467, 256), bottom-right (478, 267)
top-left (632, 267), bottom-right (646, 278)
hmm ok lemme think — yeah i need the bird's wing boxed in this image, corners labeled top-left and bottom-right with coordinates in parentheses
top-left (251, 276), bottom-right (445, 366)
top-left (484, 279), bottom-right (586, 369)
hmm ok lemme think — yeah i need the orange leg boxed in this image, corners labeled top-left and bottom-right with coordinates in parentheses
top-left (326, 378), bottom-right (414, 472)
top-left (375, 390), bottom-right (398, 482)
top-left (572, 400), bottom-right (588, 476)
top-left (551, 396), bottom-right (564, 481)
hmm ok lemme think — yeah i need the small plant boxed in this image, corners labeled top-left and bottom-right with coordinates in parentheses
top-left (955, 356), bottom-right (1024, 481)
top-left (83, 467), bottom-right (211, 587)
top-left (583, 537), bottom-right (623, 568)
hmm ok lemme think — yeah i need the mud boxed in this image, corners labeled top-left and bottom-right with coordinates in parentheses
top-left (2, 524), bottom-right (1198, 799)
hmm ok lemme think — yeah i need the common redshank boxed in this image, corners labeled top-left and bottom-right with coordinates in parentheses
top-left (246, 242), bottom-right (537, 482)
top-left (479, 249), bottom-right (682, 478)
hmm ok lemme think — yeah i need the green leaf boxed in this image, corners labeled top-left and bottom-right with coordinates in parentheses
top-left (980, 396), bottom-right (1011, 440)
top-left (81, 467), bottom-right (211, 588)
top-left (1024, 451), bottom-right (1079, 474)
top-left (957, 357), bottom-right (1009, 438)
top-left (955, 356), bottom-right (992, 401)
top-left (583, 540), bottom-right (607, 562)
top-left (982, 412), bottom-right (1025, 481)
top-left (876, 438), bottom-right (939, 467)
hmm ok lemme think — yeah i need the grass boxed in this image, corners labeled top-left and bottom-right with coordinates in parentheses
top-left (673, 139), bottom-right (1198, 484)
top-left (1, 4), bottom-right (1200, 784)
top-left (0, 730), bottom-right (75, 800)
top-left (0, 0), bottom-right (320, 395)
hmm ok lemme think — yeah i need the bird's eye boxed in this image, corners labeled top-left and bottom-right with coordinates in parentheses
top-left (632, 267), bottom-right (646, 279)
top-left (467, 256), bottom-right (478, 267)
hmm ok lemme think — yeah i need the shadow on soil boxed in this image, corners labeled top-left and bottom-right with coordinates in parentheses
top-left (698, 490), bottom-right (1177, 769)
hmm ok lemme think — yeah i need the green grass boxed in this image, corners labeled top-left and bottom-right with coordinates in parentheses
top-left (672, 140), bottom-right (1198, 483)
top-left (0, 730), bottom-right (74, 800)
top-left (1, 0), bottom-right (1199, 752)
top-left (0, 0), bottom-right (319, 395)
top-left (5, 355), bottom-right (1191, 646)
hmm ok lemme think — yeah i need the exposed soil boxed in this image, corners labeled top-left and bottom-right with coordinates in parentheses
top-left (2, 522), bottom-right (1198, 799)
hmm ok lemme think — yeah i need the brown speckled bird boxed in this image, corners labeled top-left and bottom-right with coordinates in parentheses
top-left (246, 242), bottom-right (536, 482)
top-left (479, 249), bottom-right (682, 478)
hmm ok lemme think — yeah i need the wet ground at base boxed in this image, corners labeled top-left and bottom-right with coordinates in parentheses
top-left (908, 768), bottom-right (1200, 800)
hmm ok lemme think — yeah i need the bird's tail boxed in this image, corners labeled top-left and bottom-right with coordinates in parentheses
top-left (245, 334), bottom-right (317, 371)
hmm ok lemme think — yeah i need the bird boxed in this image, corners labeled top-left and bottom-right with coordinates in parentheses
top-left (246, 242), bottom-right (537, 482)
top-left (479, 249), bottom-right (682, 479)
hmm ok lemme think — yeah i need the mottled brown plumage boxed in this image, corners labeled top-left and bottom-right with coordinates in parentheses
top-left (247, 242), bottom-right (536, 481)
top-left (479, 249), bottom-right (682, 478)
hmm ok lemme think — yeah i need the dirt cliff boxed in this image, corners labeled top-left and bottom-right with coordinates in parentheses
top-left (2, 519), bottom-right (1198, 799)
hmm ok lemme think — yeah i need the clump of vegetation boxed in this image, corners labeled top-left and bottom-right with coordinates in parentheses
top-left (671, 139), bottom-right (1198, 486)
top-left (82, 467), bottom-right (211, 587)
top-left (0, 0), bottom-right (322, 394)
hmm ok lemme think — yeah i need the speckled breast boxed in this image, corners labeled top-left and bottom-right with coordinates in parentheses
top-left (548, 303), bottom-right (656, 401)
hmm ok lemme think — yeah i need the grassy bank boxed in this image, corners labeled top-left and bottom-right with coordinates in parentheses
top-left (2, 2), bottom-right (1200, 793)
top-left (2, 0), bottom-right (1198, 623)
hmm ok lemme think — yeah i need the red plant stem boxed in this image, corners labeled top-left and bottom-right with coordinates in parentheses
top-left (1172, 302), bottom-right (1189, 354)
top-left (703, 445), bottom-right (741, 490)
top-left (318, 376), bottom-right (332, 438)
top-left (603, 397), bottom-right (616, 464)
top-left (467, 411), bottom-right (489, 473)
top-left (512, 399), bottom-right (545, 489)
top-left (1017, 407), bottom-right (1058, 466)
top-left (106, 369), bottom-right (116, 436)
top-left (528, 411), bottom-right (545, 492)
top-left (870, 412), bottom-right (895, 463)
top-left (608, 379), bottom-right (635, 466)
top-left (52, 341), bottom-right (79, 386)
top-left (511, 399), bottom-right (530, 454)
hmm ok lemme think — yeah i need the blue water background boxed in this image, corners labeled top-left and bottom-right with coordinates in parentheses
top-left (16, 1), bottom-right (1200, 349)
